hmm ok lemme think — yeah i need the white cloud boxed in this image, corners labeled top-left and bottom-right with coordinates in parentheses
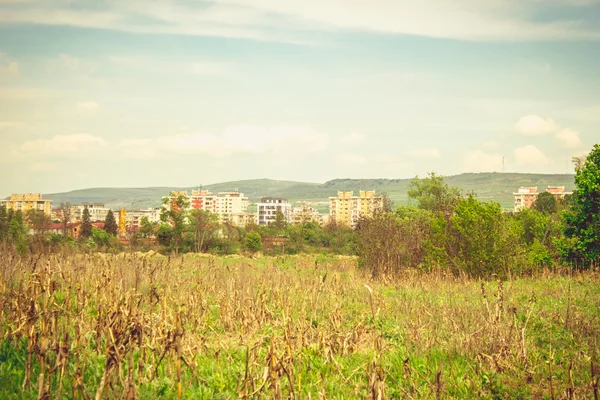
top-left (59, 53), bottom-right (81, 71)
top-left (555, 128), bottom-right (582, 149)
top-left (77, 101), bottom-right (99, 111)
top-left (337, 153), bottom-right (367, 165)
top-left (514, 145), bottom-right (551, 166)
top-left (0, 0), bottom-right (599, 42)
top-left (514, 115), bottom-right (559, 136)
top-left (120, 125), bottom-right (329, 158)
top-left (408, 148), bottom-right (440, 158)
top-left (18, 133), bottom-right (106, 156)
top-left (462, 149), bottom-right (503, 172)
top-left (341, 133), bottom-right (366, 146)
top-left (483, 140), bottom-right (499, 150)
top-left (0, 61), bottom-right (19, 76)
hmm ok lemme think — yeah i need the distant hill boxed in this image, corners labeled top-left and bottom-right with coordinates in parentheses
top-left (42, 173), bottom-right (575, 211)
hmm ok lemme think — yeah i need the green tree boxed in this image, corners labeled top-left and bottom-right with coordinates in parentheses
top-left (138, 216), bottom-right (157, 239)
top-left (103, 210), bottom-right (118, 236)
top-left (189, 209), bottom-right (219, 253)
top-left (9, 210), bottom-right (29, 254)
top-left (407, 172), bottom-right (461, 215)
top-left (245, 231), bottom-right (262, 252)
top-left (80, 206), bottom-right (93, 239)
top-left (160, 193), bottom-right (190, 253)
top-left (0, 205), bottom-right (8, 242)
top-left (533, 191), bottom-right (557, 214)
top-left (25, 209), bottom-right (52, 235)
top-left (272, 210), bottom-right (288, 232)
top-left (560, 143), bottom-right (600, 266)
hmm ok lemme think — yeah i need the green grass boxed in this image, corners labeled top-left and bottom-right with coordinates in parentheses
top-left (0, 253), bottom-right (597, 398)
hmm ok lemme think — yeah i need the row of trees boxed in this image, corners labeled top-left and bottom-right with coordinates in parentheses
top-left (357, 144), bottom-right (600, 278)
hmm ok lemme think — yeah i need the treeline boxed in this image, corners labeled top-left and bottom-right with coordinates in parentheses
top-left (358, 144), bottom-right (600, 278)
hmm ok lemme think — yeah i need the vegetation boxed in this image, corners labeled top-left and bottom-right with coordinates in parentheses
top-left (0, 252), bottom-right (598, 399)
top-left (104, 210), bottom-right (118, 237)
top-left (80, 206), bottom-right (92, 239)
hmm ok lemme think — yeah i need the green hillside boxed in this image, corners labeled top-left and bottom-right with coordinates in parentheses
top-left (42, 173), bottom-right (576, 211)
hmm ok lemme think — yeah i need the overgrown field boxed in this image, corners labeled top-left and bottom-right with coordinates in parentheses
top-left (0, 253), bottom-right (598, 399)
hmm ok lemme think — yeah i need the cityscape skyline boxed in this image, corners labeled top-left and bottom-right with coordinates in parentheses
top-left (1, 1), bottom-right (599, 195)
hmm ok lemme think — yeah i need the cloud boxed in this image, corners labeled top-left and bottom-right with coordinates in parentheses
top-left (337, 153), bottom-right (367, 165)
top-left (514, 115), bottom-right (559, 136)
top-left (408, 148), bottom-right (440, 158)
top-left (462, 149), bottom-right (503, 172)
top-left (0, 0), bottom-right (599, 42)
top-left (77, 101), bottom-right (100, 112)
top-left (17, 134), bottom-right (107, 157)
top-left (120, 125), bottom-right (329, 158)
top-left (59, 53), bottom-right (82, 71)
top-left (514, 145), bottom-right (551, 166)
top-left (0, 61), bottom-right (19, 76)
top-left (341, 133), bottom-right (366, 146)
top-left (555, 128), bottom-right (582, 149)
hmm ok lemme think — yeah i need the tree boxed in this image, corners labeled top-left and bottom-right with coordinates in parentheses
top-left (271, 210), bottom-right (288, 233)
top-left (9, 210), bottom-right (29, 254)
top-left (189, 209), bottom-right (218, 252)
top-left (408, 172), bottom-right (461, 216)
top-left (560, 143), bottom-right (600, 266)
top-left (58, 202), bottom-right (73, 236)
top-left (533, 191), bottom-right (557, 214)
top-left (104, 210), bottom-right (118, 236)
top-left (246, 231), bottom-right (262, 252)
top-left (80, 206), bottom-right (93, 239)
top-left (160, 193), bottom-right (190, 253)
top-left (25, 209), bottom-right (52, 235)
top-left (0, 205), bottom-right (8, 242)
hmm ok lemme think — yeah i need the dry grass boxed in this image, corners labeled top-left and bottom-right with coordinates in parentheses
top-left (0, 251), bottom-right (598, 399)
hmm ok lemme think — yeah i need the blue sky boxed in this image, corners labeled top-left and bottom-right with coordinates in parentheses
top-left (1, 0), bottom-right (599, 195)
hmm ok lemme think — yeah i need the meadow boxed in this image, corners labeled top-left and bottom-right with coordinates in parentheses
top-left (0, 252), bottom-right (598, 399)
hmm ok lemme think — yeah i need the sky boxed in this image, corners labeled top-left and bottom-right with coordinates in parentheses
top-left (1, 0), bottom-right (599, 196)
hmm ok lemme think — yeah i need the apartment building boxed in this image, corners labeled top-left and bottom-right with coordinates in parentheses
top-left (165, 190), bottom-right (251, 226)
top-left (125, 208), bottom-right (161, 230)
top-left (256, 197), bottom-right (292, 226)
top-left (72, 203), bottom-right (111, 222)
top-left (291, 206), bottom-right (321, 225)
top-left (513, 186), bottom-right (572, 212)
top-left (329, 190), bottom-right (383, 227)
top-left (0, 193), bottom-right (53, 215)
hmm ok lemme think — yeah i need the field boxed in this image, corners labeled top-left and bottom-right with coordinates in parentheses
top-left (0, 253), bottom-right (598, 399)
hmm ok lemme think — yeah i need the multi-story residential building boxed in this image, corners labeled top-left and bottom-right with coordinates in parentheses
top-left (126, 208), bottom-right (161, 230)
top-left (0, 193), bottom-right (52, 215)
top-left (513, 186), bottom-right (572, 212)
top-left (329, 190), bottom-right (383, 227)
top-left (164, 190), bottom-right (250, 226)
top-left (291, 206), bottom-right (321, 225)
top-left (72, 203), bottom-right (111, 222)
top-left (257, 197), bottom-right (292, 226)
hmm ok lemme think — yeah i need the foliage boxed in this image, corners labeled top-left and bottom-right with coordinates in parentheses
top-left (24, 209), bottom-right (52, 235)
top-left (103, 210), bottom-right (118, 236)
top-left (560, 143), bottom-right (600, 267)
top-left (407, 172), bottom-right (461, 215)
top-left (160, 194), bottom-right (190, 253)
top-left (533, 191), bottom-right (557, 214)
top-left (80, 206), bottom-right (93, 239)
top-left (8, 211), bottom-right (29, 254)
top-left (189, 209), bottom-right (219, 253)
top-left (0, 205), bottom-right (7, 242)
top-left (57, 202), bottom-right (72, 236)
top-left (245, 231), bottom-right (262, 252)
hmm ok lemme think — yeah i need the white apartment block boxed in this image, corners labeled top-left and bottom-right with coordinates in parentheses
top-left (126, 208), bottom-right (161, 230)
top-left (165, 190), bottom-right (250, 226)
top-left (291, 206), bottom-right (321, 225)
top-left (72, 203), bottom-right (111, 222)
top-left (257, 197), bottom-right (292, 226)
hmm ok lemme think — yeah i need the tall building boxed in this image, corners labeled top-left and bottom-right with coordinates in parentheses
top-left (164, 190), bottom-right (251, 226)
top-left (72, 203), bottom-right (111, 222)
top-left (126, 208), bottom-right (161, 230)
top-left (256, 197), bottom-right (292, 226)
top-left (329, 190), bottom-right (383, 227)
top-left (291, 206), bottom-right (321, 225)
top-left (0, 193), bottom-right (52, 215)
top-left (513, 186), bottom-right (572, 212)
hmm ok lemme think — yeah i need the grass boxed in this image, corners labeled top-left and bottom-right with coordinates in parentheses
top-left (0, 252), bottom-right (598, 399)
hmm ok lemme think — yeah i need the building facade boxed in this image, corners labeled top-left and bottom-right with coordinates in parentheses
top-left (165, 190), bottom-right (251, 226)
top-left (72, 203), bottom-right (111, 222)
top-left (256, 197), bottom-right (292, 226)
top-left (329, 190), bottom-right (383, 227)
top-left (291, 206), bottom-right (321, 225)
top-left (125, 208), bottom-right (161, 230)
top-left (513, 186), bottom-right (572, 212)
top-left (0, 193), bottom-right (52, 215)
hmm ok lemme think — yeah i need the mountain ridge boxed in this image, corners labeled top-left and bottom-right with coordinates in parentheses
top-left (39, 173), bottom-right (575, 210)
